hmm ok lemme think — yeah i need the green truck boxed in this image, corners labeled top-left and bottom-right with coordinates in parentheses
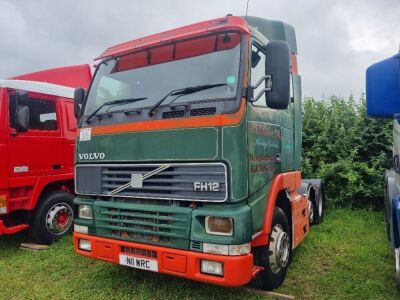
top-left (72, 15), bottom-right (325, 290)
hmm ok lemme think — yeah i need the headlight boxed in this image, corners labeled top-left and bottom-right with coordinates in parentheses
top-left (78, 205), bottom-right (93, 220)
top-left (201, 260), bottom-right (223, 276)
top-left (78, 239), bottom-right (91, 251)
top-left (205, 216), bottom-right (233, 236)
top-left (74, 224), bottom-right (88, 234)
top-left (203, 242), bottom-right (251, 256)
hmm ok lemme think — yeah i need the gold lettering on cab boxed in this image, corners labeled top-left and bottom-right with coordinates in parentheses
top-left (249, 122), bottom-right (280, 175)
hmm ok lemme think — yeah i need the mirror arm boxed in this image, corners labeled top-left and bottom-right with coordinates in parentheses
top-left (251, 88), bottom-right (269, 103)
top-left (253, 74), bottom-right (271, 89)
top-left (247, 75), bottom-right (273, 103)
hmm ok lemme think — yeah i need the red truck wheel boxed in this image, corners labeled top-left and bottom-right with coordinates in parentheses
top-left (251, 207), bottom-right (292, 290)
top-left (28, 191), bottom-right (74, 245)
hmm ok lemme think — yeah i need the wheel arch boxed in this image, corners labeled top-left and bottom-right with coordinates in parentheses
top-left (28, 174), bottom-right (75, 211)
top-left (275, 190), bottom-right (292, 237)
top-left (251, 171), bottom-right (301, 247)
top-left (391, 197), bottom-right (400, 248)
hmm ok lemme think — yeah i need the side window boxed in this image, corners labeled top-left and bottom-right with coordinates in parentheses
top-left (9, 94), bottom-right (58, 131)
top-left (250, 44), bottom-right (266, 106)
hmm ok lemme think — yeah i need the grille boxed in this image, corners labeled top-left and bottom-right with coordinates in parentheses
top-left (95, 200), bottom-right (191, 249)
top-left (76, 163), bottom-right (227, 202)
top-left (121, 246), bottom-right (157, 258)
top-left (190, 241), bottom-right (202, 252)
top-left (162, 110), bottom-right (185, 119)
top-left (190, 107), bottom-right (216, 116)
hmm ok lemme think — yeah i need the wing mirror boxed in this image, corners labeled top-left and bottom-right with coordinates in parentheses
top-left (247, 41), bottom-right (291, 109)
top-left (15, 90), bottom-right (29, 133)
top-left (74, 87), bottom-right (86, 119)
top-left (265, 41), bottom-right (291, 109)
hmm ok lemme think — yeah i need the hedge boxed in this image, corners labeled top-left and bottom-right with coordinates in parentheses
top-left (301, 94), bottom-right (392, 209)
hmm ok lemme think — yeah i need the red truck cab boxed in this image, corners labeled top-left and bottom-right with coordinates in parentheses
top-left (0, 65), bottom-right (91, 244)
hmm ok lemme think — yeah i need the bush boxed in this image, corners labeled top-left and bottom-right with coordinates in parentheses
top-left (302, 94), bottom-right (392, 209)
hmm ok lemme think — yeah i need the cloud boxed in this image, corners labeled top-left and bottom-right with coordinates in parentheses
top-left (0, 0), bottom-right (398, 98)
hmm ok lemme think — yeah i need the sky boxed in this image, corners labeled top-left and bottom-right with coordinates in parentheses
top-left (0, 0), bottom-right (399, 99)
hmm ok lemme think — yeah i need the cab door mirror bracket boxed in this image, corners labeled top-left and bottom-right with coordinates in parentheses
top-left (246, 75), bottom-right (272, 103)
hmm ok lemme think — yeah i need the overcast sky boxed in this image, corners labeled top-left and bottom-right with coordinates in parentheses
top-left (0, 0), bottom-right (399, 99)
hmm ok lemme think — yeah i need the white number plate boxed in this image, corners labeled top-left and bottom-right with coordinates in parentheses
top-left (119, 254), bottom-right (158, 272)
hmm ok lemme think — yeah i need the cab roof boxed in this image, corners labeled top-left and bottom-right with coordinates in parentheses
top-left (0, 79), bottom-right (75, 98)
top-left (95, 16), bottom-right (298, 60)
top-left (95, 16), bottom-right (250, 60)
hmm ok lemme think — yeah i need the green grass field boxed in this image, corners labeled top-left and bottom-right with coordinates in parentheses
top-left (0, 209), bottom-right (398, 299)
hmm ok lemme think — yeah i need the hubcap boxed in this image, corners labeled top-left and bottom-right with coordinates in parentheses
top-left (46, 203), bottom-right (73, 235)
top-left (308, 200), bottom-right (314, 224)
top-left (269, 224), bottom-right (290, 274)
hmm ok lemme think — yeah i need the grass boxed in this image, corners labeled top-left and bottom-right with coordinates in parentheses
top-left (0, 209), bottom-right (398, 299)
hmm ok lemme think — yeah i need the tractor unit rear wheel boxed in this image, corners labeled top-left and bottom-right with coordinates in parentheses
top-left (251, 207), bottom-right (292, 291)
top-left (314, 187), bottom-right (325, 225)
top-left (28, 191), bottom-right (74, 245)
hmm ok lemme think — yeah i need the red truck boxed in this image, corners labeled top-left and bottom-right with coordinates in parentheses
top-left (0, 65), bottom-right (91, 244)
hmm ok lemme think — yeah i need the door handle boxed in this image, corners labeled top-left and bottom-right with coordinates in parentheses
top-left (52, 164), bottom-right (62, 170)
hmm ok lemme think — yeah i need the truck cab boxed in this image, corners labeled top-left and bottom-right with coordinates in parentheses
top-left (366, 50), bottom-right (400, 283)
top-left (72, 16), bottom-right (324, 290)
top-left (0, 65), bottom-right (91, 244)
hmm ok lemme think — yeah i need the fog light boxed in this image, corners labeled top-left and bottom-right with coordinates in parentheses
top-left (203, 243), bottom-right (229, 255)
top-left (201, 260), bottom-right (224, 276)
top-left (74, 224), bottom-right (88, 234)
top-left (205, 216), bottom-right (233, 236)
top-left (0, 195), bottom-right (7, 214)
top-left (78, 239), bottom-right (91, 251)
top-left (228, 243), bottom-right (251, 255)
top-left (78, 205), bottom-right (93, 220)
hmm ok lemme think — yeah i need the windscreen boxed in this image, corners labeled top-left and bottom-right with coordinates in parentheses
top-left (83, 32), bottom-right (242, 117)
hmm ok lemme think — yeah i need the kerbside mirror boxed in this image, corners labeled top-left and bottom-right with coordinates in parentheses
top-left (15, 90), bottom-right (29, 133)
top-left (265, 41), bottom-right (291, 109)
top-left (366, 53), bottom-right (400, 118)
top-left (74, 87), bottom-right (85, 119)
top-left (16, 105), bottom-right (29, 132)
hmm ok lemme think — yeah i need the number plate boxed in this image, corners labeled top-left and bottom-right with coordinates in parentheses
top-left (119, 254), bottom-right (158, 272)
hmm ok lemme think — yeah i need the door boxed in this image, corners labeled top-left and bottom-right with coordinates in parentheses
top-left (7, 91), bottom-right (63, 179)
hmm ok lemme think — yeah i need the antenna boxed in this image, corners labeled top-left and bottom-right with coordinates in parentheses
top-left (245, 0), bottom-right (250, 20)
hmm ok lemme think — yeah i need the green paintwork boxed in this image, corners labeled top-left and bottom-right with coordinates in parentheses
top-left (293, 74), bottom-right (303, 170)
top-left (94, 200), bottom-right (192, 249)
top-left (246, 16), bottom-right (298, 54)
top-left (77, 127), bottom-right (219, 162)
top-left (74, 17), bottom-right (303, 251)
top-left (191, 202), bottom-right (252, 245)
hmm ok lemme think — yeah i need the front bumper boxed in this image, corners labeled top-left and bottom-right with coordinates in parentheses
top-left (73, 232), bottom-right (254, 287)
top-left (0, 220), bottom-right (29, 235)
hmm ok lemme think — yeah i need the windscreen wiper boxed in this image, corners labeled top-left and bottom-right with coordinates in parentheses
top-left (86, 97), bottom-right (147, 123)
top-left (148, 83), bottom-right (227, 116)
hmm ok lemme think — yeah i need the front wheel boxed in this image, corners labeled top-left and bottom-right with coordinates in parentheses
top-left (28, 191), bottom-right (74, 245)
top-left (251, 207), bottom-right (292, 290)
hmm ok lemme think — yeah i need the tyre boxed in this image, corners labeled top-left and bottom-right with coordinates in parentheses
top-left (251, 207), bottom-right (292, 290)
top-left (314, 186), bottom-right (324, 225)
top-left (308, 199), bottom-right (316, 226)
top-left (28, 191), bottom-right (74, 245)
top-left (384, 178), bottom-right (392, 241)
top-left (395, 248), bottom-right (400, 289)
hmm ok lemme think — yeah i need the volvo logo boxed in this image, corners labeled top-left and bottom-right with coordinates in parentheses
top-left (78, 152), bottom-right (106, 160)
